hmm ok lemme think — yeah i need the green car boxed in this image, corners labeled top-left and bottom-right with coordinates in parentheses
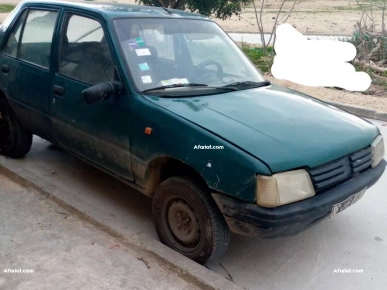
top-left (0, 1), bottom-right (385, 264)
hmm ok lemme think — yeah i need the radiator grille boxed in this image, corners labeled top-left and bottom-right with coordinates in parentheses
top-left (308, 146), bottom-right (373, 192)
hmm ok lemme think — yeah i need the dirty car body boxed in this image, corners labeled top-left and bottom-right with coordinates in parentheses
top-left (0, 1), bottom-right (385, 263)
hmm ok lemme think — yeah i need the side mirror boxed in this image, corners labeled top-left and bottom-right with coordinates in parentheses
top-left (82, 82), bottom-right (122, 105)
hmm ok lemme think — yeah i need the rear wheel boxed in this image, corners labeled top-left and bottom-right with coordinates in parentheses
top-left (152, 176), bottom-right (230, 264)
top-left (0, 98), bottom-right (32, 158)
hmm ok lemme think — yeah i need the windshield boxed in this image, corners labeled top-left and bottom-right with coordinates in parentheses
top-left (114, 18), bottom-right (265, 93)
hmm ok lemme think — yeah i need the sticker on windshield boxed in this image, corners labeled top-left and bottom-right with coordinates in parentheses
top-left (135, 37), bottom-right (145, 46)
top-left (128, 37), bottom-right (145, 48)
top-left (136, 48), bottom-right (151, 56)
top-left (139, 63), bottom-right (150, 71)
top-left (141, 75), bottom-right (152, 84)
top-left (161, 78), bottom-right (189, 86)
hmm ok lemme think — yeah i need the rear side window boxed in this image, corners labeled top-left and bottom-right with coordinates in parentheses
top-left (2, 9), bottom-right (58, 69)
top-left (19, 10), bottom-right (58, 68)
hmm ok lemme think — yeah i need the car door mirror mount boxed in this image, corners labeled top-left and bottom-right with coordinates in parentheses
top-left (82, 82), bottom-right (122, 105)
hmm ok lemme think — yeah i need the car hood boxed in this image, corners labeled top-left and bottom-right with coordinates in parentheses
top-left (144, 84), bottom-right (378, 173)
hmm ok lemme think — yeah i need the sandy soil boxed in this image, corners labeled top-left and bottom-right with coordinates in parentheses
top-left (214, 0), bottom-right (385, 36)
top-left (266, 74), bottom-right (387, 113)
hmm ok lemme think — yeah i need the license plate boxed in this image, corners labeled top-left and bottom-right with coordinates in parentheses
top-left (329, 188), bottom-right (367, 218)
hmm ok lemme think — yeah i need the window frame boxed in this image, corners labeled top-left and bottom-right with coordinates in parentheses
top-left (57, 11), bottom-right (116, 86)
top-left (1, 8), bottom-right (27, 58)
top-left (1, 7), bottom-right (60, 70)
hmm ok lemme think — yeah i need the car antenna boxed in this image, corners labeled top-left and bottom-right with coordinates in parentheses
top-left (155, 2), bottom-right (172, 15)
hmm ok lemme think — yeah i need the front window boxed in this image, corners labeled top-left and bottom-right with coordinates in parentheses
top-left (59, 14), bottom-right (115, 85)
top-left (114, 18), bottom-right (265, 94)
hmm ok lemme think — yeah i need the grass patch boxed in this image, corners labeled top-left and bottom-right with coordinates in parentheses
top-left (0, 4), bottom-right (15, 13)
top-left (241, 43), bottom-right (274, 72)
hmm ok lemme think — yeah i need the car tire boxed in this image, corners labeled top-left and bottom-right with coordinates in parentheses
top-left (0, 98), bottom-right (32, 158)
top-left (152, 176), bottom-right (231, 264)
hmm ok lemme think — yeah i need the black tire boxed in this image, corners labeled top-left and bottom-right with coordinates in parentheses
top-left (152, 176), bottom-right (231, 264)
top-left (0, 98), bottom-right (32, 158)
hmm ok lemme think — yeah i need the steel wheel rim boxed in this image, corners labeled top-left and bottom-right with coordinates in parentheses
top-left (162, 196), bottom-right (202, 253)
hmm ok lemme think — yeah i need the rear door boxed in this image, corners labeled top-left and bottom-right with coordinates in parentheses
top-left (0, 7), bottom-right (59, 141)
top-left (51, 11), bottom-right (134, 180)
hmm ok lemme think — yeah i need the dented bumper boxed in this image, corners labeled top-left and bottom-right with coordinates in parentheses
top-left (212, 159), bottom-right (386, 238)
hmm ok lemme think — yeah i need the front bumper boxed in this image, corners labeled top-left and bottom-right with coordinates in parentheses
top-left (212, 159), bottom-right (386, 238)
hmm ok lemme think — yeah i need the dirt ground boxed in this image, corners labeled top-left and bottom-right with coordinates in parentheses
top-left (266, 74), bottom-right (387, 113)
top-left (214, 0), bottom-right (385, 35)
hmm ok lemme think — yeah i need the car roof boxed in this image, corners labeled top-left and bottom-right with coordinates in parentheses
top-left (19, 0), bottom-right (210, 20)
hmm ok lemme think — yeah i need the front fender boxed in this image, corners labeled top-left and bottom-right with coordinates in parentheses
top-left (130, 96), bottom-right (271, 202)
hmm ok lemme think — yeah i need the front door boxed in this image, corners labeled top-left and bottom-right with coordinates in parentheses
top-left (51, 12), bottom-right (133, 180)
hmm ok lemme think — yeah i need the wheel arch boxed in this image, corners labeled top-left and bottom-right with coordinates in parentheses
top-left (144, 155), bottom-right (209, 197)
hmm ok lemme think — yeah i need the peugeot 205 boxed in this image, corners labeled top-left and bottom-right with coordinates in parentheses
top-left (0, 1), bottom-right (385, 264)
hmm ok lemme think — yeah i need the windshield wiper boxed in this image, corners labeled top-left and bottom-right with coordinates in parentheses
top-left (222, 80), bottom-right (271, 88)
top-left (142, 83), bottom-right (237, 93)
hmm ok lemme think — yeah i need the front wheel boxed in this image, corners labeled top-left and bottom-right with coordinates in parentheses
top-left (152, 176), bottom-right (230, 264)
top-left (0, 98), bottom-right (32, 158)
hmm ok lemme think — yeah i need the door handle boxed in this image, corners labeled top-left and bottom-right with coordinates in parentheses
top-left (53, 85), bottom-right (65, 96)
top-left (1, 64), bottom-right (10, 73)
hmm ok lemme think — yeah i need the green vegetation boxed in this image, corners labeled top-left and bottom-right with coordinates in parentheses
top-left (340, 0), bottom-right (387, 91)
top-left (135, 0), bottom-right (253, 20)
top-left (241, 43), bottom-right (274, 72)
top-left (0, 4), bottom-right (15, 13)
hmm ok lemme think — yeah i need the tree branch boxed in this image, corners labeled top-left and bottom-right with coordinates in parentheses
top-left (382, 2), bottom-right (386, 35)
top-left (267, 0), bottom-right (286, 48)
top-left (253, 1), bottom-right (265, 49)
top-left (260, 0), bottom-right (266, 49)
top-left (354, 58), bottom-right (387, 74)
top-left (281, 1), bottom-right (297, 23)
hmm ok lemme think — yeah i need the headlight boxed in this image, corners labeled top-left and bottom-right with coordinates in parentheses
top-left (371, 135), bottom-right (385, 168)
top-left (256, 169), bottom-right (315, 208)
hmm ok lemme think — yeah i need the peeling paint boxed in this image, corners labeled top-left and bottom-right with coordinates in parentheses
top-left (214, 174), bottom-right (220, 187)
